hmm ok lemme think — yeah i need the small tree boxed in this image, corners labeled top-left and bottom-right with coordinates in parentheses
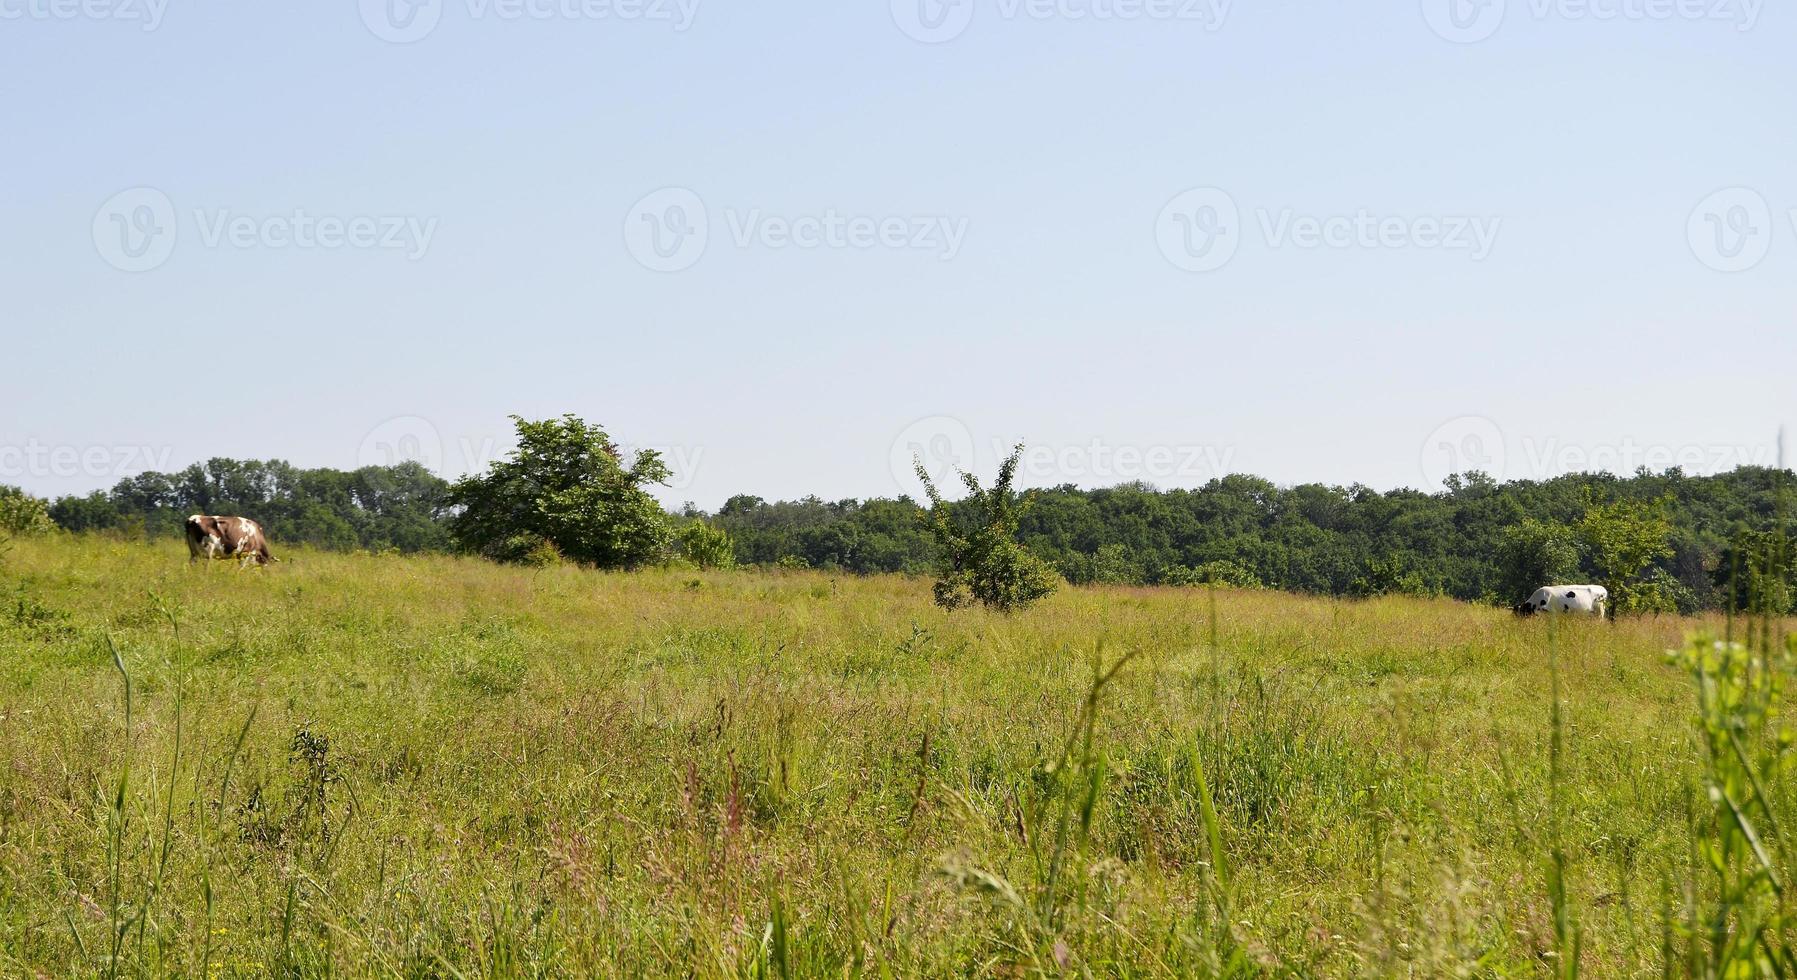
top-left (448, 415), bottom-right (671, 569)
top-left (1497, 517), bottom-right (1583, 603)
top-left (1578, 495), bottom-right (1674, 615)
top-left (677, 520), bottom-right (736, 569)
top-left (914, 444), bottom-right (1059, 613)
top-left (0, 485), bottom-right (54, 537)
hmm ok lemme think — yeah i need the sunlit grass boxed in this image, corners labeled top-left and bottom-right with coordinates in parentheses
top-left (0, 534), bottom-right (1781, 976)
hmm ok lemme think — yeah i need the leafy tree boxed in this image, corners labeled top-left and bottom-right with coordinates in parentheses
top-left (677, 520), bottom-right (737, 569)
top-left (47, 491), bottom-right (120, 533)
top-left (1496, 517), bottom-right (1583, 603)
top-left (914, 445), bottom-right (1059, 613)
top-left (1578, 495), bottom-right (1675, 615)
top-left (1715, 529), bottom-right (1796, 615)
top-left (2, 485), bottom-right (57, 537)
top-left (448, 415), bottom-right (671, 569)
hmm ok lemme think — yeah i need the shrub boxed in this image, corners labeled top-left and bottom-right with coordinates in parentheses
top-left (519, 537), bottom-right (566, 568)
top-left (1161, 559), bottom-right (1263, 590)
top-left (914, 444), bottom-right (1059, 613)
top-left (677, 520), bottom-right (736, 569)
top-left (0, 485), bottom-right (54, 537)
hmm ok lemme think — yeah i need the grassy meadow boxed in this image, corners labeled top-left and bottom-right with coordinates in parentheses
top-left (0, 534), bottom-right (1783, 976)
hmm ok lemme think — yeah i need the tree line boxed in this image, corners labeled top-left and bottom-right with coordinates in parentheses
top-left (13, 415), bottom-right (1796, 612)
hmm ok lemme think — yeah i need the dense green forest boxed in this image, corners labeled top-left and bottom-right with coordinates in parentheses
top-left (17, 455), bottom-right (1795, 611)
top-left (43, 459), bottom-right (452, 553)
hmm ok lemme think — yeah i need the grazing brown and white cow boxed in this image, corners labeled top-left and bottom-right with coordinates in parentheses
top-left (185, 515), bottom-right (276, 566)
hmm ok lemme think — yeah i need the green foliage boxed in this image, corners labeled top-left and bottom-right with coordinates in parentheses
top-left (914, 445), bottom-right (1059, 613)
top-left (1059, 543), bottom-right (1142, 586)
top-left (1665, 632), bottom-right (1797, 974)
top-left (1498, 517), bottom-right (1583, 603)
top-left (715, 467), bottom-right (1797, 611)
top-left (447, 415), bottom-right (671, 569)
top-left (0, 484), bottom-right (55, 537)
top-left (677, 520), bottom-right (737, 569)
top-left (1349, 554), bottom-right (1438, 598)
top-left (1715, 529), bottom-right (1797, 615)
top-left (45, 460), bottom-right (452, 552)
top-left (1161, 559), bottom-right (1263, 589)
top-left (518, 536), bottom-right (566, 568)
top-left (1578, 495), bottom-right (1675, 615)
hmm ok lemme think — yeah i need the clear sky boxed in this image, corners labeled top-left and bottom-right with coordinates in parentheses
top-left (3, 0), bottom-right (1792, 508)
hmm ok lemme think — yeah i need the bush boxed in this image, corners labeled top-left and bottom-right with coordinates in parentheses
top-left (519, 537), bottom-right (566, 568)
top-left (914, 445), bottom-right (1059, 613)
top-left (1161, 560), bottom-right (1263, 590)
top-left (677, 521), bottom-right (736, 569)
top-left (0, 485), bottom-right (55, 537)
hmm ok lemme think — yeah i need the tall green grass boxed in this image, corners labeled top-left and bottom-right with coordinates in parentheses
top-left (0, 534), bottom-right (1789, 976)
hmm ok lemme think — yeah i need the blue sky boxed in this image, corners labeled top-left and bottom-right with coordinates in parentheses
top-left (3, 0), bottom-right (1792, 507)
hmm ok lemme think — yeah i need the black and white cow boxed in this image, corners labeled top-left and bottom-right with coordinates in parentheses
top-left (185, 515), bottom-right (276, 566)
top-left (1516, 584), bottom-right (1607, 617)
